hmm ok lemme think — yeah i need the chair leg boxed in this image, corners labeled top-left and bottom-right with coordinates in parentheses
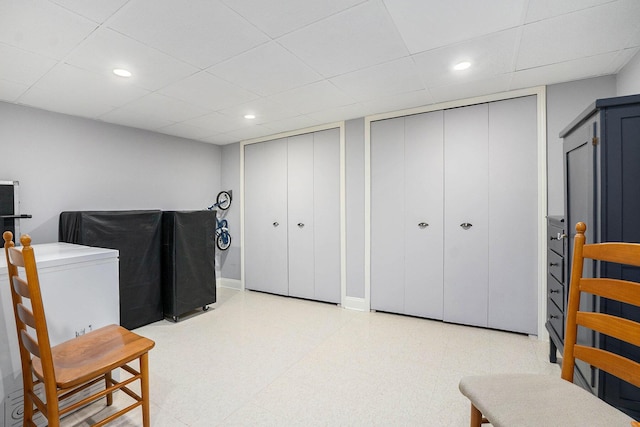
top-left (140, 352), bottom-right (151, 427)
top-left (470, 403), bottom-right (483, 427)
top-left (23, 392), bottom-right (34, 426)
top-left (105, 372), bottom-right (113, 406)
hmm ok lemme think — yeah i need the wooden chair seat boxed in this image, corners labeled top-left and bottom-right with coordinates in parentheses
top-left (32, 324), bottom-right (154, 389)
top-left (459, 222), bottom-right (640, 427)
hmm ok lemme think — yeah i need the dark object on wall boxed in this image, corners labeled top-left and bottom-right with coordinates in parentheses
top-left (0, 180), bottom-right (32, 240)
top-left (162, 210), bottom-right (216, 321)
top-left (59, 210), bottom-right (163, 330)
top-left (561, 93), bottom-right (640, 419)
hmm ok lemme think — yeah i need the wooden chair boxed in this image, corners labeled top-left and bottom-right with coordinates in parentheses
top-left (459, 222), bottom-right (640, 426)
top-left (3, 231), bottom-right (155, 427)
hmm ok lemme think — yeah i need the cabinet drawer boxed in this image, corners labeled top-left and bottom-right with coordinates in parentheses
top-left (549, 250), bottom-right (564, 283)
top-left (547, 273), bottom-right (564, 311)
top-left (547, 298), bottom-right (564, 340)
top-left (548, 223), bottom-right (565, 256)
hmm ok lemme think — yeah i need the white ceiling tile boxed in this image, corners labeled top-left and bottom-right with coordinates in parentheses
top-left (0, 44), bottom-right (58, 85)
top-left (511, 49), bottom-right (638, 90)
top-left (413, 29), bottom-right (519, 88)
top-left (107, 0), bottom-right (269, 69)
top-left (428, 75), bottom-right (512, 104)
top-left (224, 124), bottom-right (275, 141)
top-left (517, 0), bottom-right (640, 70)
top-left (159, 71), bottom-right (260, 111)
top-left (359, 89), bottom-right (433, 116)
top-left (202, 133), bottom-right (240, 145)
top-left (0, 79), bottom-right (29, 102)
top-left (207, 42), bottom-right (323, 96)
top-left (107, 93), bottom-right (209, 123)
top-left (182, 112), bottom-right (245, 134)
top-left (49, 0), bottom-right (129, 23)
top-left (525, 0), bottom-right (617, 23)
top-left (18, 63), bottom-right (149, 118)
top-left (330, 57), bottom-right (424, 102)
top-left (99, 107), bottom-right (175, 130)
top-left (157, 122), bottom-right (216, 140)
top-left (383, 0), bottom-right (527, 54)
top-left (221, 0), bottom-right (365, 38)
top-left (0, 0), bottom-right (97, 59)
top-left (268, 81), bottom-right (355, 115)
top-left (65, 28), bottom-right (199, 91)
top-left (262, 115), bottom-right (319, 134)
top-left (278, 1), bottom-right (409, 78)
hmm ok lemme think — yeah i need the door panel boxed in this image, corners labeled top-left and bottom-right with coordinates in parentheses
top-left (370, 117), bottom-right (405, 313)
top-left (404, 111), bottom-right (444, 319)
top-left (313, 128), bottom-right (341, 303)
top-left (244, 139), bottom-right (289, 295)
top-left (288, 134), bottom-right (315, 299)
top-left (443, 104), bottom-right (489, 327)
top-left (487, 96), bottom-right (538, 333)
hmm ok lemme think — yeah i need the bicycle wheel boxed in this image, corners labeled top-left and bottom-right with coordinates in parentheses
top-left (216, 233), bottom-right (231, 251)
top-left (216, 190), bottom-right (231, 210)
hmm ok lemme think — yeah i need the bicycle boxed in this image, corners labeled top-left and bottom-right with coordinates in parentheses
top-left (207, 190), bottom-right (232, 251)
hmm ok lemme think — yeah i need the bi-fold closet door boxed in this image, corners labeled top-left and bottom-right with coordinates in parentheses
top-left (244, 128), bottom-right (341, 304)
top-left (370, 96), bottom-right (538, 334)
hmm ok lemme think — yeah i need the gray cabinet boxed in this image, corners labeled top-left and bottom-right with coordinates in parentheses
top-left (370, 96), bottom-right (538, 334)
top-left (244, 128), bottom-right (341, 304)
top-left (561, 94), bottom-right (640, 419)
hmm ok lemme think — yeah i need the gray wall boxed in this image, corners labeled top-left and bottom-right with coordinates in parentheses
top-left (0, 102), bottom-right (221, 244)
top-left (545, 76), bottom-right (617, 215)
top-left (617, 50), bottom-right (640, 96)
top-left (219, 142), bottom-right (241, 280)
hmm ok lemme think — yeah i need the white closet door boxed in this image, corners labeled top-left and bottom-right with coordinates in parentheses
top-left (288, 134), bottom-right (315, 300)
top-left (443, 104), bottom-right (489, 327)
top-left (244, 138), bottom-right (289, 295)
top-left (313, 128), bottom-right (341, 303)
top-left (404, 111), bottom-right (444, 319)
top-left (370, 117), bottom-right (405, 313)
top-left (488, 96), bottom-right (538, 333)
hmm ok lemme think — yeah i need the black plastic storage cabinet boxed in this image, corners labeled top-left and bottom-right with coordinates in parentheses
top-left (59, 210), bottom-right (163, 330)
top-left (561, 94), bottom-right (640, 419)
top-left (161, 210), bottom-right (216, 321)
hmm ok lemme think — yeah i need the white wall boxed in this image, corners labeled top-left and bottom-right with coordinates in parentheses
top-left (0, 102), bottom-right (221, 244)
top-left (617, 50), bottom-right (640, 96)
top-left (545, 76), bottom-right (617, 215)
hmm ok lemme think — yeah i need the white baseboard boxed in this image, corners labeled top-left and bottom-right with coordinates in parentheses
top-left (343, 296), bottom-right (367, 312)
top-left (217, 278), bottom-right (242, 290)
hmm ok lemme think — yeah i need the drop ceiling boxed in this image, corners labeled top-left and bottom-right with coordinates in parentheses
top-left (1, 0), bottom-right (639, 145)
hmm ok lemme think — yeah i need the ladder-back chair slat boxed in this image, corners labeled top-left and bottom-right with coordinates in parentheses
top-left (580, 277), bottom-right (640, 307)
top-left (576, 312), bottom-right (640, 348)
top-left (573, 345), bottom-right (640, 389)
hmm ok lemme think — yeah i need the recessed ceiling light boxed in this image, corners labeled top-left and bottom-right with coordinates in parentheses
top-left (113, 68), bottom-right (132, 77)
top-left (244, 114), bottom-right (256, 119)
top-left (453, 61), bottom-right (471, 71)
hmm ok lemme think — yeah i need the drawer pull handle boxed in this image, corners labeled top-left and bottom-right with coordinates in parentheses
top-left (549, 262), bottom-right (559, 267)
top-left (550, 289), bottom-right (560, 294)
top-left (550, 233), bottom-right (567, 241)
top-left (460, 223), bottom-right (473, 230)
top-left (550, 315), bottom-right (560, 320)
top-left (418, 222), bottom-right (429, 229)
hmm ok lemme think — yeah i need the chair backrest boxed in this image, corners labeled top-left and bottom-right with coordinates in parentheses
top-left (562, 222), bottom-right (640, 390)
top-left (3, 231), bottom-right (58, 409)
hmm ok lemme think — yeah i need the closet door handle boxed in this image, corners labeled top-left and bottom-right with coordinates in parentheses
top-left (418, 222), bottom-right (429, 229)
top-left (460, 223), bottom-right (473, 230)
top-left (297, 223), bottom-right (305, 228)
top-left (273, 222), bottom-right (279, 227)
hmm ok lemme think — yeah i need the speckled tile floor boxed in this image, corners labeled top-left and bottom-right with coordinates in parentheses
top-left (61, 287), bottom-right (559, 426)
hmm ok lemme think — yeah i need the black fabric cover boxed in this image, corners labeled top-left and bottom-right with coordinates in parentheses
top-left (162, 211), bottom-right (216, 319)
top-left (59, 210), bottom-right (163, 329)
